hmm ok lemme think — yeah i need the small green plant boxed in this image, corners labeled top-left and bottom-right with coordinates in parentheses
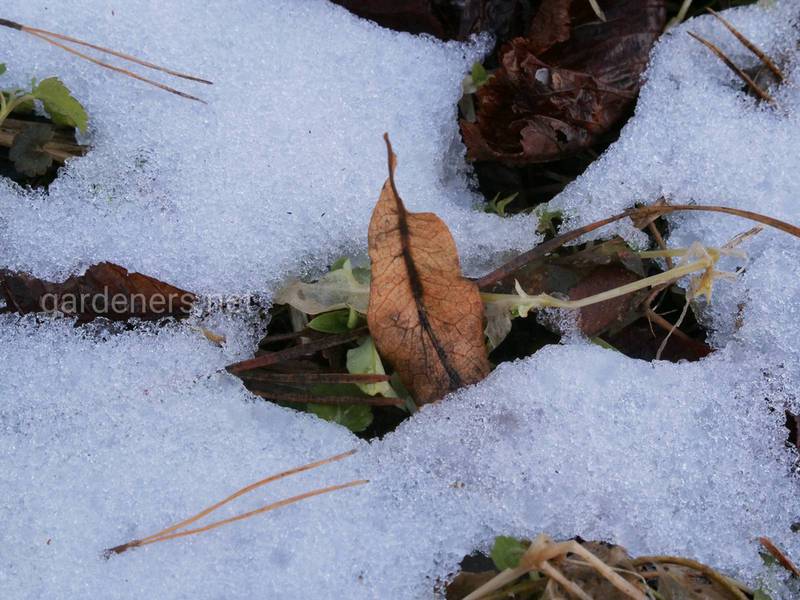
top-left (1, 63), bottom-right (88, 177)
top-left (0, 65), bottom-right (87, 130)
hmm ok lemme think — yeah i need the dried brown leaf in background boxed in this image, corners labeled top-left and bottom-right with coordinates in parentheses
top-left (329, 0), bottom-right (530, 42)
top-left (368, 135), bottom-right (490, 405)
top-left (0, 262), bottom-right (195, 323)
top-left (461, 0), bottom-right (666, 164)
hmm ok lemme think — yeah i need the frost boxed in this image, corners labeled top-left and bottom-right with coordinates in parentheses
top-left (2, 1), bottom-right (800, 599)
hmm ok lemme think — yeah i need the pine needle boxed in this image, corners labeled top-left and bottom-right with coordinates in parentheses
top-left (105, 449), bottom-right (361, 556)
top-left (0, 17), bottom-right (211, 102)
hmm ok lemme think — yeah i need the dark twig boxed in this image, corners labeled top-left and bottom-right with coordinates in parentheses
top-left (226, 327), bottom-right (368, 374)
top-left (688, 31), bottom-right (774, 104)
top-left (249, 389), bottom-right (403, 407)
top-left (237, 372), bottom-right (391, 385)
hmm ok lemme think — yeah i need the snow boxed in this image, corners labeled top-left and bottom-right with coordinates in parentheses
top-left (2, 1), bottom-right (800, 599)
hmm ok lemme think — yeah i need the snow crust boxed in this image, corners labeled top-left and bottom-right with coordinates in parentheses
top-left (2, 1), bottom-right (800, 598)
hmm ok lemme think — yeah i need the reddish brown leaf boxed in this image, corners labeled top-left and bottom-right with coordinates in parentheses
top-left (461, 0), bottom-right (666, 164)
top-left (568, 264), bottom-right (642, 337)
top-left (368, 135), bottom-right (490, 405)
top-left (0, 262), bottom-right (195, 323)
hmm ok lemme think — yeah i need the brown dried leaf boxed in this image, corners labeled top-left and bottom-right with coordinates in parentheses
top-left (461, 0), bottom-right (666, 164)
top-left (367, 135), bottom-right (490, 405)
top-left (0, 262), bottom-right (195, 323)
top-left (329, 0), bottom-right (529, 42)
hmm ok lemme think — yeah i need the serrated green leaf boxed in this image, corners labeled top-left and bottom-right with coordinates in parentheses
top-left (307, 384), bottom-right (373, 432)
top-left (490, 536), bottom-right (528, 571)
top-left (32, 77), bottom-right (88, 133)
top-left (9, 123), bottom-right (54, 177)
top-left (346, 337), bottom-right (397, 397)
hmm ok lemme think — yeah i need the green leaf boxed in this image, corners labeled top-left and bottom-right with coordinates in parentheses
top-left (753, 590), bottom-right (773, 600)
top-left (9, 123), bottom-right (54, 177)
top-left (490, 536), bottom-right (528, 571)
top-left (346, 336), bottom-right (397, 397)
top-left (471, 62), bottom-right (489, 88)
top-left (535, 207), bottom-right (563, 236)
top-left (308, 309), bottom-right (352, 334)
top-left (0, 64), bottom-right (6, 76)
top-left (484, 192), bottom-right (518, 217)
top-left (275, 258), bottom-right (369, 315)
top-left (307, 384), bottom-right (373, 433)
top-left (32, 77), bottom-right (88, 133)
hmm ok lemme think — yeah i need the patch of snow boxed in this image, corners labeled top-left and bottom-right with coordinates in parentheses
top-left (2, 1), bottom-right (800, 599)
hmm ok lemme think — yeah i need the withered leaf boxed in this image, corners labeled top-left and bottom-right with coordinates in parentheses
top-left (461, 0), bottom-right (666, 164)
top-left (0, 262), bottom-right (195, 323)
top-left (330, 0), bottom-right (529, 42)
top-left (368, 135), bottom-right (490, 405)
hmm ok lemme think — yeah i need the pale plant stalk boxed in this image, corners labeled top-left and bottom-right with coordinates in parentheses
top-left (587, 0), bottom-right (607, 21)
top-left (0, 92), bottom-right (34, 126)
top-left (481, 251), bottom-right (716, 316)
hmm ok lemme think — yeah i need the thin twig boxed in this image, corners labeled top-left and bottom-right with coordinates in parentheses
top-left (249, 388), bottom-right (402, 407)
top-left (706, 8), bottom-right (784, 83)
top-left (632, 556), bottom-right (749, 600)
top-left (238, 372), bottom-right (391, 385)
top-left (227, 327), bottom-right (369, 374)
top-left (647, 222), bottom-right (673, 269)
top-left (688, 31), bottom-right (774, 104)
top-left (476, 204), bottom-right (800, 290)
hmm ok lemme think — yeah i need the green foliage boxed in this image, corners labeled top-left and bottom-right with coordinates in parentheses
top-left (753, 589), bottom-right (773, 600)
top-left (8, 123), bottom-right (54, 176)
top-left (308, 308), bottom-right (364, 334)
top-left (535, 207), bottom-right (563, 236)
top-left (471, 62), bottom-right (489, 88)
top-left (307, 384), bottom-right (373, 433)
top-left (0, 66), bottom-right (88, 134)
top-left (32, 78), bottom-right (88, 133)
top-left (307, 403), bottom-right (373, 433)
top-left (490, 536), bottom-right (528, 571)
top-left (484, 192), bottom-right (519, 217)
top-left (346, 336), bottom-right (398, 397)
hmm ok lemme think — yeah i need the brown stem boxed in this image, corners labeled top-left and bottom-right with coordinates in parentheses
top-left (249, 388), bottom-right (402, 407)
top-left (227, 327), bottom-right (368, 374)
top-left (237, 372), bottom-right (391, 384)
top-left (0, 117), bottom-right (87, 162)
top-left (476, 204), bottom-right (800, 290)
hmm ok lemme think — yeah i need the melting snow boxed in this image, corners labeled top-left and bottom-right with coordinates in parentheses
top-left (1, 0), bottom-right (799, 598)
